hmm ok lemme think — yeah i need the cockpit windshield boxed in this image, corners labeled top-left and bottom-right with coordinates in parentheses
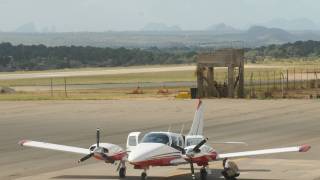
top-left (141, 133), bottom-right (170, 145)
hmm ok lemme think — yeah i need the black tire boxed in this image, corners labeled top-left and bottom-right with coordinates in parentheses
top-left (221, 170), bottom-right (237, 180)
top-left (119, 167), bottom-right (126, 178)
top-left (141, 172), bottom-right (147, 180)
top-left (221, 170), bottom-right (229, 180)
top-left (200, 168), bottom-right (207, 180)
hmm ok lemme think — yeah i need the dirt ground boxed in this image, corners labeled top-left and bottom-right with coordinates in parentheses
top-left (0, 99), bottom-right (319, 180)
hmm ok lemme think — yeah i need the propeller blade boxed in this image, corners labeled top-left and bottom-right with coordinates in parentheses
top-left (96, 128), bottom-right (100, 148)
top-left (171, 144), bottom-right (186, 154)
top-left (78, 153), bottom-right (94, 163)
top-left (193, 138), bottom-right (208, 153)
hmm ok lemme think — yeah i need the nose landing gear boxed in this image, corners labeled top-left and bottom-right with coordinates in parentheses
top-left (119, 167), bottom-right (126, 178)
top-left (118, 160), bottom-right (126, 178)
top-left (200, 167), bottom-right (208, 180)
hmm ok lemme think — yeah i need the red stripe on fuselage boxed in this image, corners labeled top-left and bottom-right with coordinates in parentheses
top-left (130, 156), bottom-right (180, 169)
top-left (188, 152), bottom-right (217, 166)
top-left (94, 151), bottom-right (126, 161)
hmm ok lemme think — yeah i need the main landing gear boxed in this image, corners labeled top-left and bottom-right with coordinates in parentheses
top-left (141, 169), bottom-right (147, 180)
top-left (221, 158), bottom-right (240, 180)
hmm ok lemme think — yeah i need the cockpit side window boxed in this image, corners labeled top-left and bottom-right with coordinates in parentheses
top-left (178, 136), bottom-right (184, 147)
top-left (141, 133), bottom-right (170, 145)
top-left (128, 136), bottom-right (137, 146)
top-left (171, 135), bottom-right (178, 146)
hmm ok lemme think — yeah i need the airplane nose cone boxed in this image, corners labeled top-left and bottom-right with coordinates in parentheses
top-left (128, 143), bottom-right (166, 163)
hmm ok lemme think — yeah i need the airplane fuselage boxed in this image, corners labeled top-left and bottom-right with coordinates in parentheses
top-left (127, 132), bottom-right (218, 169)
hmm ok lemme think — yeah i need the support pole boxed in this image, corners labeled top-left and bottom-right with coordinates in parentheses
top-left (314, 71), bottom-right (318, 88)
top-left (280, 72), bottom-right (285, 98)
top-left (197, 65), bottom-right (204, 98)
top-left (266, 71), bottom-right (270, 93)
top-left (301, 69), bottom-right (303, 89)
top-left (293, 68), bottom-right (296, 89)
top-left (250, 72), bottom-right (254, 98)
top-left (306, 69), bottom-right (309, 88)
top-left (286, 69), bottom-right (289, 90)
top-left (238, 61), bottom-right (245, 98)
top-left (207, 67), bottom-right (214, 96)
top-left (50, 78), bottom-right (53, 97)
top-left (227, 65), bottom-right (235, 98)
top-left (64, 77), bottom-right (68, 97)
top-left (273, 71), bottom-right (276, 90)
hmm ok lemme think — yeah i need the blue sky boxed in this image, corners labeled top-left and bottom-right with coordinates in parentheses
top-left (0, 0), bottom-right (319, 32)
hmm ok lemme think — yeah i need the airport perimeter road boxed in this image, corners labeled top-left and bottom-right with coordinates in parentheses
top-left (0, 99), bottom-right (319, 180)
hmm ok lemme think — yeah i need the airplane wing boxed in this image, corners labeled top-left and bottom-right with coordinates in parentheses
top-left (19, 140), bottom-right (90, 155)
top-left (217, 144), bottom-right (311, 159)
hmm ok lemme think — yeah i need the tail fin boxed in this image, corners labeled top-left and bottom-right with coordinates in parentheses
top-left (188, 99), bottom-right (204, 135)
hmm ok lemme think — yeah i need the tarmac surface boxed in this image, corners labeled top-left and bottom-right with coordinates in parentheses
top-left (0, 99), bottom-right (319, 180)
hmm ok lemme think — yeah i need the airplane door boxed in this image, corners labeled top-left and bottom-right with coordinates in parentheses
top-left (126, 132), bottom-right (141, 153)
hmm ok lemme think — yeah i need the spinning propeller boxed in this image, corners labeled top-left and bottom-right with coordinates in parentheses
top-left (172, 138), bottom-right (208, 179)
top-left (78, 128), bottom-right (113, 163)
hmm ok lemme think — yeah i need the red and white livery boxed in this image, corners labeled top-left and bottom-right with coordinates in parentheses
top-left (19, 99), bottom-right (311, 180)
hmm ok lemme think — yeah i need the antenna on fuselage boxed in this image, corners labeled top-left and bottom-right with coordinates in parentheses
top-left (180, 123), bottom-right (185, 135)
top-left (167, 124), bottom-right (172, 132)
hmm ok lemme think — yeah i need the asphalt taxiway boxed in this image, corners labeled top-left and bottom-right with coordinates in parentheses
top-left (0, 99), bottom-right (319, 180)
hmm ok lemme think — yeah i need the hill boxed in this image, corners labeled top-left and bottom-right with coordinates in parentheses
top-left (1, 26), bottom-right (320, 48)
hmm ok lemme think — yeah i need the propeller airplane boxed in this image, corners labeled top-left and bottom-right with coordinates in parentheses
top-left (19, 100), bottom-right (311, 180)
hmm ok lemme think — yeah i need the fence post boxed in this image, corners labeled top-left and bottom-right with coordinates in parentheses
top-left (307, 69), bottom-right (309, 89)
top-left (280, 72), bottom-right (285, 98)
top-left (64, 77), bottom-right (68, 97)
top-left (293, 68), bottom-right (296, 89)
top-left (301, 69), bottom-right (303, 89)
top-left (259, 71), bottom-right (262, 91)
top-left (50, 78), bottom-right (53, 97)
top-left (250, 72), bottom-right (254, 98)
top-left (273, 71), bottom-right (276, 90)
top-left (315, 71), bottom-right (318, 89)
top-left (286, 69), bottom-right (289, 90)
top-left (266, 71), bottom-right (270, 93)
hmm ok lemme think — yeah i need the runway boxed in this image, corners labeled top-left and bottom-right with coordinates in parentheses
top-left (1, 99), bottom-right (319, 180)
top-left (0, 65), bottom-right (280, 80)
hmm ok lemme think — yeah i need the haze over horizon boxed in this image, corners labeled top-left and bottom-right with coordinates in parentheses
top-left (0, 0), bottom-right (319, 32)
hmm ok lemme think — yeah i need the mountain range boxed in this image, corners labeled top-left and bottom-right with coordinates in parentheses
top-left (1, 24), bottom-right (320, 48)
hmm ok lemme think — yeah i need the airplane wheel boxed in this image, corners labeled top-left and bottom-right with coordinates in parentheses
top-left (221, 170), bottom-right (238, 180)
top-left (141, 172), bottom-right (147, 180)
top-left (119, 167), bottom-right (126, 178)
top-left (200, 168), bottom-right (207, 180)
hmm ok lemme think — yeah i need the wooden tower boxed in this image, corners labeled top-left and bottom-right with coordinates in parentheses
top-left (196, 49), bottom-right (245, 98)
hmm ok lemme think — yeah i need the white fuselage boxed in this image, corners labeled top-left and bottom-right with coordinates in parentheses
top-left (127, 132), bottom-right (217, 169)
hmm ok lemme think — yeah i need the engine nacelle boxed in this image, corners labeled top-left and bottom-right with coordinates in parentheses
top-left (89, 143), bottom-right (126, 161)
